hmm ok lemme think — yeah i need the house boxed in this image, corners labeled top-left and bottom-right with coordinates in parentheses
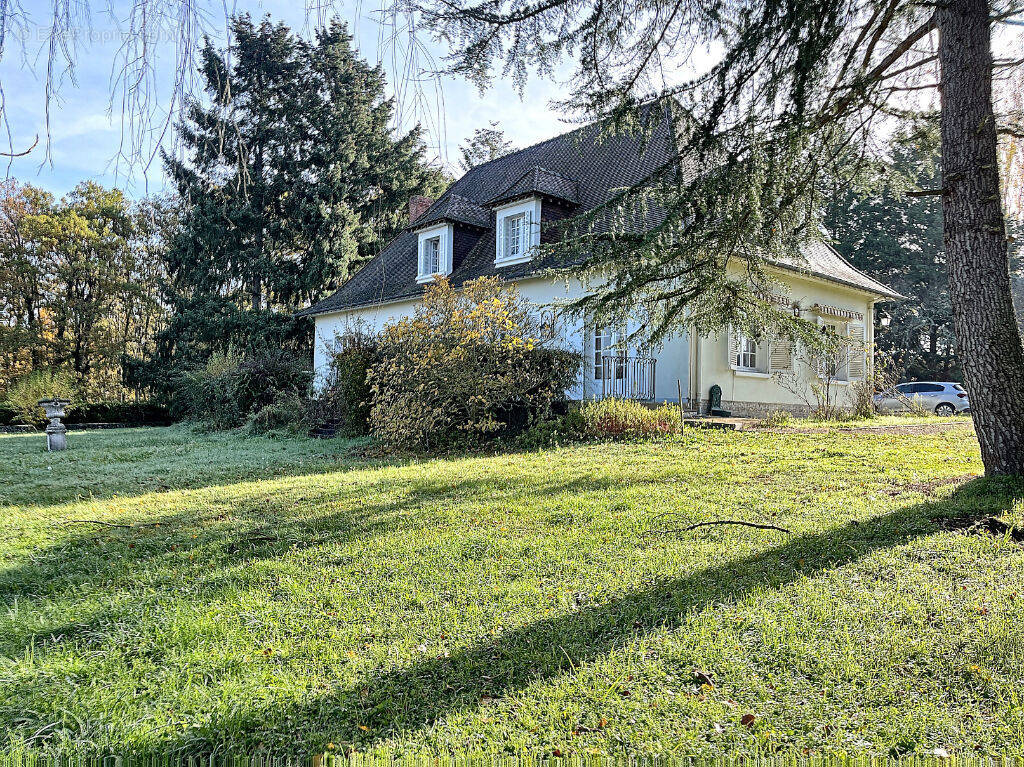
top-left (297, 112), bottom-right (902, 417)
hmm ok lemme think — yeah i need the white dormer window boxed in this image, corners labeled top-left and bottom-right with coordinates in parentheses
top-left (494, 198), bottom-right (541, 266)
top-left (503, 214), bottom-right (525, 260)
top-left (416, 224), bottom-right (453, 283)
top-left (423, 236), bottom-right (440, 274)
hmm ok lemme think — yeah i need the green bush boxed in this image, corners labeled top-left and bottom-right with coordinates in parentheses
top-left (232, 348), bottom-right (313, 416)
top-left (0, 403), bottom-right (21, 426)
top-left (63, 401), bottom-right (172, 426)
top-left (245, 390), bottom-right (308, 435)
top-left (170, 349), bottom-right (312, 430)
top-left (368, 277), bottom-right (581, 450)
top-left (310, 329), bottom-right (380, 437)
top-left (4, 369), bottom-right (78, 426)
top-left (579, 398), bottom-right (681, 438)
top-left (170, 351), bottom-right (243, 428)
top-left (514, 407), bottom-right (587, 449)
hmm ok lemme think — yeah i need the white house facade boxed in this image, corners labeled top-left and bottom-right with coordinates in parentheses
top-left (298, 110), bottom-right (901, 417)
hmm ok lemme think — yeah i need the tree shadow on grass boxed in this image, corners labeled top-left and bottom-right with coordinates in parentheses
top-left (179, 476), bottom-right (1024, 754)
top-left (0, 464), bottom-right (665, 658)
top-left (2, 463), bottom-right (1019, 755)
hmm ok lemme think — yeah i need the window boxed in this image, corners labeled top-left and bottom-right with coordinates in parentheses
top-left (423, 236), bottom-right (440, 275)
top-left (416, 225), bottom-right (451, 282)
top-left (819, 322), bottom-right (849, 381)
top-left (494, 199), bottom-right (540, 265)
top-left (728, 328), bottom-right (767, 373)
top-left (594, 326), bottom-right (625, 380)
top-left (503, 214), bottom-right (525, 261)
top-left (737, 336), bottom-right (758, 370)
top-left (916, 383), bottom-right (944, 393)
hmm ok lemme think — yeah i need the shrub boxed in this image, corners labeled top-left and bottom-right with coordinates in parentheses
top-left (0, 403), bottom-right (21, 426)
top-left (4, 369), bottom-right (78, 426)
top-left (579, 398), bottom-right (681, 438)
top-left (171, 349), bottom-right (312, 429)
top-left (232, 348), bottom-right (313, 416)
top-left (514, 407), bottom-right (587, 449)
top-left (170, 351), bottom-right (243, 428)
top-left (368, 277), bottom-right (581, 449)
top-left (310, 328), bottom-right (380, 437)
top-left (63, 401), bottom-right (172, 426)
top-left (756, 409), bottom-right (795, 429)
top-left (245, 390), bottom-right (308, 435)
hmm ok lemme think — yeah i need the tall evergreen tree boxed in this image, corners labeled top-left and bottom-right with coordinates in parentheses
top-left (826, 134), bottom-right (957, 381)
top-left (157, 16), bottom-right (446, 369)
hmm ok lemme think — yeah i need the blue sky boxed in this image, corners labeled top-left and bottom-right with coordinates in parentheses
top-left (0, 0), bottom-right (574, 199)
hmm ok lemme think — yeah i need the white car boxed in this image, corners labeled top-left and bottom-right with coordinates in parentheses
top-left (873, 382), bottom-right (971, 416)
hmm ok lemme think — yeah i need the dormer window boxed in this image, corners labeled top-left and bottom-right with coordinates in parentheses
top-left (423, 236), bottom-right (440, 274)
top-left (503, 214), bottom-right (525, 261)
top-left (494, 198), bottom-right (541, 267)
top-left (416, 224), bottom-right (452, 283)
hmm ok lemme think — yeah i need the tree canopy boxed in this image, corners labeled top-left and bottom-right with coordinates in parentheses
top-left (0, 180), bottom-right (167, 397)
top-left (459, 122), bottom-right (516, 170)
top-left (155, 16), bottom-right (448, 373)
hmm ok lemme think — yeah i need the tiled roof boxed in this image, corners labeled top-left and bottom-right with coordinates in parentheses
top-left (488, 166), bottom-right (580, 206)
top-left (411, 193), bottom-right (490, 230)
top-left (297, 108), bottom-right (900, 317)
top-left (771, 240), bottom-right (904, 300)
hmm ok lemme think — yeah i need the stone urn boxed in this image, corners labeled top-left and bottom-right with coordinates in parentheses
top-left (37, 398), bottom-right (70, 451)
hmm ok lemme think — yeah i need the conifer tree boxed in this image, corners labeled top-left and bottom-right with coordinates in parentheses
top-left (158, 16), bottom-right (446, 369)
top-left (826, 133), bottom-right (956, 380)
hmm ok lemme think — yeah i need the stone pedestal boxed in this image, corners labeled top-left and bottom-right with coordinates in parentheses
top-left (38, 398), bottom-right (70, 452)
top-left (45, 423), bottom-right (67, 451)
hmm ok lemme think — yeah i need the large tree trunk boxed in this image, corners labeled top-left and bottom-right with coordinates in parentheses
top-left (939, 0), bottom-right (1024, 475)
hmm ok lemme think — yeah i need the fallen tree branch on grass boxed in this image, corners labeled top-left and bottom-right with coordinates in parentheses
top-left (650, 519), bottom-right (792, 535)
top-left (64, 519), bottom-right (164, 529)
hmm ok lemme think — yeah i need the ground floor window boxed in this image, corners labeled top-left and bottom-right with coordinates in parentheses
top-left (594, 326), bottom-right (625, 380)
top-left (820, 322), bottom-right (849, 381)
top-left (737, 335), bottom-right (758, 370)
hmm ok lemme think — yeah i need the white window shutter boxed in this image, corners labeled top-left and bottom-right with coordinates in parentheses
top-left (847, 323), bottom-right (866, 379)
top-left (727, 327), bottom-right (739, 368)
top-left (769, 338), bottom-right (793, 372)
top-left (525, 208), bottom-right (535, 255)
top-left (417, 239), bottom-right (425, 277)
top-left (496, 215), bottom-right (506, 262)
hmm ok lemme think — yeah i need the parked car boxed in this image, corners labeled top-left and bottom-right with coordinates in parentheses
top-left (873, 382), bottom-right (970, 416)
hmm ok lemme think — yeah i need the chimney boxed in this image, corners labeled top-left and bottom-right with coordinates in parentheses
top-left (409, 195), bottom-right (434, 224)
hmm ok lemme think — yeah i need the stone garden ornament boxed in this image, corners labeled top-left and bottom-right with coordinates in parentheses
top-left (38, 398), bottom-right (70, 451)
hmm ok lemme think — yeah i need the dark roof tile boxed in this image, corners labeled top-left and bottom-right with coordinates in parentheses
top-left (297, 107), bottom-right (900, 316)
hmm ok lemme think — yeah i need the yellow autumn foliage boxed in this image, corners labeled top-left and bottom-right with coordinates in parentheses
top-left (367, 277), bottom-right (580, 449)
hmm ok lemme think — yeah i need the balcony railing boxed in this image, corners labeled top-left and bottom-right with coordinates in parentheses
top-left (599, 355), bottom-right (657, 401)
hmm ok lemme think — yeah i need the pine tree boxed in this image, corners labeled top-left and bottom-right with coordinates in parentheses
top-left (157, 16), bottom-right (446, 370)
top-left (826, 133), bottom-right (957, 381)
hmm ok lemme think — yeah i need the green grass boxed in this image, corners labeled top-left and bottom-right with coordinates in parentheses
top-left (2, 423), bottom-right (1023, 758)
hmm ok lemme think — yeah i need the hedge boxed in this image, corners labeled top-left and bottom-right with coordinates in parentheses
top-left (63, 401), bottom-right (173, 426)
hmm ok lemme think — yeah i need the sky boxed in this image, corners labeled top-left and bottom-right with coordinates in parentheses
top-left (0, 0), bottom-right (575, 199)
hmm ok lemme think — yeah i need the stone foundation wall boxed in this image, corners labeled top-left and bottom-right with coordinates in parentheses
top-left (695, 399), bottom-right (814, 419)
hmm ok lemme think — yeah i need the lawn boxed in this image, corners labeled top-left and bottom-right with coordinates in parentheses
top-left (2, 423), bottom-right (1023, 758)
